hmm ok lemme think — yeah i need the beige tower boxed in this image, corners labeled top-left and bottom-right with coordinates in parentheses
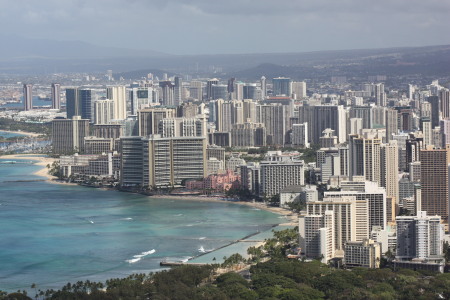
top-left (380, 141), bottom-right (399, 203)
top-left (107, 86), bottom-right (127, 120)
top-left (349, 134), bottom-right (382, 185)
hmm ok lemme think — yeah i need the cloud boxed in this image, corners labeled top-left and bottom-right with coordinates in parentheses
top-left (0, 0), bottom-right (449, 54)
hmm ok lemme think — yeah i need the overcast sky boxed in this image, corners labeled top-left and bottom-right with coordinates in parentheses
top-left (1, 0), bottom-right (449, 55)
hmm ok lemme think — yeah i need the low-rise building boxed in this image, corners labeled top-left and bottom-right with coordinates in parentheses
top-left (344, 239), bottom-right (381, 268)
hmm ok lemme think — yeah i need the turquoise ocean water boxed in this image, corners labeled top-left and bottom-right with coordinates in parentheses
top-left (0, 131), bottom-right (26, 138)
top-left (0, 158), bottom-right (280, 292)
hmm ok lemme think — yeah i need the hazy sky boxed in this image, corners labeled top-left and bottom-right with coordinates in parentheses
top-left (1, 0), bottom-right (449, 55)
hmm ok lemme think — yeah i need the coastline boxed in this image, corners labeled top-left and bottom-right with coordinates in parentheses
top-left (0, 153), bottom-right (298, 223)
top-left (0, 129), bottom-right (42, 137)
top-left (0, 153), bottom-right (298, 286)
top-left (148, 195), bottom-right (298, 224)
top-left (0, 153), bottom-right (57, 180)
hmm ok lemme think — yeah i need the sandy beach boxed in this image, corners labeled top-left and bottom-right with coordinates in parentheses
top-left (0, 153), bottom-right (298, 223)
top-left (0, 130), bottom-right (42, 137)
top-left (149, 194), bottom-right (298, 224)
top-left (0, 153), bottom-right (57, 180)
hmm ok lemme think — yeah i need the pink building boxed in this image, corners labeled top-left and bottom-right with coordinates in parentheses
top-left (186, 169), bottom-right (240, 193)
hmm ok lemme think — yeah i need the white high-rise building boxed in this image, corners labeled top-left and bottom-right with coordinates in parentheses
top-left (23, 84), bottom-right (33, 111)
top-left (299, 211), bottom-right (335, 263)
top-left (260, 76), bottom-right (267, 99)
top-left (396, 211), bottom-right (443, 260)
top-left (260, 153), bottom-right (304, 197)
top-left (291, 81), bottom-right (306, 99)
top-left (306, 196), bottom-right (362, 251)
top-left (325, 181), bottom-right (387, 233)
top-left (290, 123), bottom-right (309, 147)
top-left (107, 86), bottom-right (127, 120)
top-left (94, 99), bottom-right (114, 125)
top-left (347, 118), bottom-right (362, 136)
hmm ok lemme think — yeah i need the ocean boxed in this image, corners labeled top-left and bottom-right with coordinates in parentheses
top-left (0, 158), bottom-right (280, 292)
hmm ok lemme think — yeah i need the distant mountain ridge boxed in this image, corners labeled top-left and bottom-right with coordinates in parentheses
top-left (0, 35), bottom-right (168, 60)
top-left (0, 37), bottom-right (450, 78)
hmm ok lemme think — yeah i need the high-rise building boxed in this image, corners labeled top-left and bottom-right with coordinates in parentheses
top-left (120, 135), bottom-right (207, 188)
top-left (174, 76), bottom-right (183, 105)
top-left (52, 116), bottom-right (89, 154)
top-left (243, 84), bottom-right (260, 100)
top-left (213, 99), bottom-right (244, 132)
top-left (23, 84), bottom-right (33, 111)
top-left (227, 78), bottom-right (235, 94)
top-left (290, 123), bottom-right (309, 148)
top-left (325, 181), bottom-right (387, 232)
top-left (345, 239), bottom-right (381, 268)
top-left (385, 109), bottom-right (398, 142)
top-left (94, 99), bottom-right (115, 125)
top-left (256, 104), bottom-right (287, 146)
top-left (79, 89), bottom-right (96, 121)
top-left (66, 88), bottom-right (81, 119)
top-left (51, 83), bottom-right (61, 110)
top-left (242, 99), bottom-right (257, 123)
top-left (372, 106), bottom-right (386, 128)
top-left (420, 146), bottom-right (450, 221)
top-left (159, 81), bottom-right (175, 106)
top-left (421, 117), bottom-right (433, 146)
top-left (138, 107), bottom-right (176, 137)
top-left (206, 78), bottom-right (219, 100)
top-left (260, 76), bottom-right (267, 99)
top-left (374, 83), bottom-right (386, 107)
top-left (158, 117), bottom-right (206, 138)
top-left (349, 134), bottom-right (382, 185)
top-left (83, 137), bottom-right (114, 154)
top-left (189, 81), bottom-right (203, 101)
top-left (306, 196), bottom-right (365, 251)
top-left (380, 141), bottom-right (399, 202)
top-left (291, 81), bottom-right (306, 99)
top-left (439, 88), bottom-right (450, 119)
top-left (260, 154), bottom-right (304, 197)
top-left (349, 106), bottom-right (372, 129)
top-left (233, 82), bottom-right (244, 100)
top-left (107, 86), bottom-right (127, 120)
top-left (427, 96), bottom-right (440, 128)
top-left (240, 163), bottom-right (261, 195)
top-left (348, 118), bottom-right (363, 136)
top-left (304, 105), bottom-right (347, 144)
top-left (320, 150), bottom-right (341, 183)
top-left (92, 124), bottom-right (124, 139)
top-left (299, 211), bottom-right (335, 263)
top-left (440, 119), bottom-right (450, 147)
top-left (396, 211), bottom-right (443, 260)
top-left (119, 136), bottom-right (144, 187)
top-left (130, 86), bottom-right (158, 115)
top-left (211, 84), bottom-right (228, 100)
top-left (66, 88), bottom-right (97, 121)
top-left (231, 122), bottom-right (266, 147)
top-left (272, 77), bottom-right (291, 96)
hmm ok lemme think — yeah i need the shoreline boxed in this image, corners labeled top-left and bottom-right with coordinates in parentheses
top-left (0, 153), bottom-right (57, 180)
top-left (1, 153), bottom-right (298, 285)
top-left (0, 129), bottom-right (42, 137)
top-left (0, 153), bottom-right (298, 223)
top-left (148, 194), bottom-right (298, 224)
